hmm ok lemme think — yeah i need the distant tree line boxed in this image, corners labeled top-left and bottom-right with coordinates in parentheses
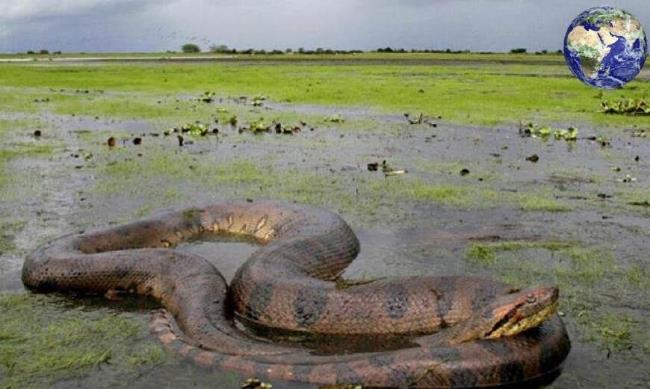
top-left (178, 43), bottom-right (367, 55)
top-left (22, 49), bottom-right (62, 55)
top-left (180, 43), bottom-right (562, 55)
top-left (14, 44), bottom-right (561, 56)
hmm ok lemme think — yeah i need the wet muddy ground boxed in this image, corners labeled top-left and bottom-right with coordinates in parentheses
top-left (1, 87), bottom-right (649, 388)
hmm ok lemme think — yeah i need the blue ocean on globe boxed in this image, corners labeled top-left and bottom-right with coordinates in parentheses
top-left (563, 6), bottom-right (648, 89)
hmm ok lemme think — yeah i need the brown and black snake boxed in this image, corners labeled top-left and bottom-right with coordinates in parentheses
top-left (22, 200), bottom-right (570, 388)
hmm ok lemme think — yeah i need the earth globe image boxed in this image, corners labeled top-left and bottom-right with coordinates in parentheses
top-left (564, 6), bottom-right (648, 89)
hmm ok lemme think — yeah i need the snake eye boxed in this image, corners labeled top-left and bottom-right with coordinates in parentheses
top-left (526, 294), bottom-right (536, 304)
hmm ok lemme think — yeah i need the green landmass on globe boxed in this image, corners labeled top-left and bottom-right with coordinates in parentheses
top-left (564, 6), bottom-right (648, 89)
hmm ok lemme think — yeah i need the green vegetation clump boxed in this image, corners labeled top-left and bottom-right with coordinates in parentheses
top-left (514, 193), bottom-right (569, 212)
top-left (601, 98), bottom-right (650, 115)
top-left (164, 121), bottom-right (213, 136)
top-left (209, 44), bottom-right (231, 54)
top-left (199, 91), bottom-right (216, 103)
top-left (627, 264), bottom-right (650, 290)
top-left (244, 118), bottom-right (271, 133)
top-left (251, 95), bottom-right (267, 107)
top-left (466, 245), bottom-right (496, 265)
top-left (466, 240), bottom-right (573, 265)
top-left (519, 122), bottom-right (578, 141)
top-left (324, 114), bottom-right (345, 123)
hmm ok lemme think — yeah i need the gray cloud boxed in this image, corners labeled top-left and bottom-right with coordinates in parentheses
top-left (1, 0), bottom-right (649, 53)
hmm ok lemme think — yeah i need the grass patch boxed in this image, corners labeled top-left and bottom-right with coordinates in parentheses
top-left (125, 344), bottom-right (166, 366)
top-left (627, 264), bottom-right (650, 290)
top-left (466, 240), bottom-right (573, 265)
top-left (1, 54), bottom-right (649, 128)
top-left (367, 178), bottom-right (500, 209)
top-left (580, 313), bottom-right (634, 353)
top-left (0, 293), bottom-right (165, 388)
top-left (554, 246), bottom-right (615, 285)
top-left (394, 180), bottom-right (469, 204)
top-left (513, 193), bottom-right (569, 212)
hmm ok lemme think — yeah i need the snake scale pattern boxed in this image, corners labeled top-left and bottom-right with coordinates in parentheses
top-left (22, 200), bottom-right (570, 388)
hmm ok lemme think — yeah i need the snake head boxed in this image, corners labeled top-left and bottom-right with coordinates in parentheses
top-left (447, 285), bottom-right (559, 344)
top-left (482, 285), bottom-right (559, 339)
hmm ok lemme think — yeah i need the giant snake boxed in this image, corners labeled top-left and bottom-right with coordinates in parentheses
top-left (22, 200), bottom-right (570, 388)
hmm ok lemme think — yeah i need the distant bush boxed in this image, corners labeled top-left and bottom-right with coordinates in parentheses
top-left (181, 43), bottom-right (201, 53)
top-left (209, 44), bottom-right (229, 53)
top-left (510, 48), bottom-right (527, 54)
top-left (39, 49), bottom-right (49, 54)
top-left (26, 50), bottom-right (35, 54)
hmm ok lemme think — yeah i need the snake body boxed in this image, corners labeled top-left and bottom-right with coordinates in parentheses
top-left (22, 200), bottom-right (570, 388)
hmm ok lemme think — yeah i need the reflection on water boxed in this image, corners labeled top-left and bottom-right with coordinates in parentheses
top-left (176, 237), bottom-right (260, 282)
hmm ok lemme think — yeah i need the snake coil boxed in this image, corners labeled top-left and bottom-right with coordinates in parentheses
top-left (23, 200), bottom-right (570, 388)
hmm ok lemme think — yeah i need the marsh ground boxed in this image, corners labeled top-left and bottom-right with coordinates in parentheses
top-left (0, 53), bottom-right (649, 388)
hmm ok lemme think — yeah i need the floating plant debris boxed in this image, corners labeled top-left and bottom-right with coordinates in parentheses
top-left (199, 91), bottom-right (216, 103)
top-left (519, 122), bottom-right (578, 141)
top-left (617, 174), bottom-right (637, 183)
top-left (601, 98), bottom-right (650, 115)
top-left (251, 95), bottom-right (267, 107)
top-left (324, 114), bottom-right (345, 123)
top-left (241, 378), bottom-right (272, 389)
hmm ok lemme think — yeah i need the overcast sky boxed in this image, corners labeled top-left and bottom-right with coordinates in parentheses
top-left (0, 0), bottom-right (648, 53)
